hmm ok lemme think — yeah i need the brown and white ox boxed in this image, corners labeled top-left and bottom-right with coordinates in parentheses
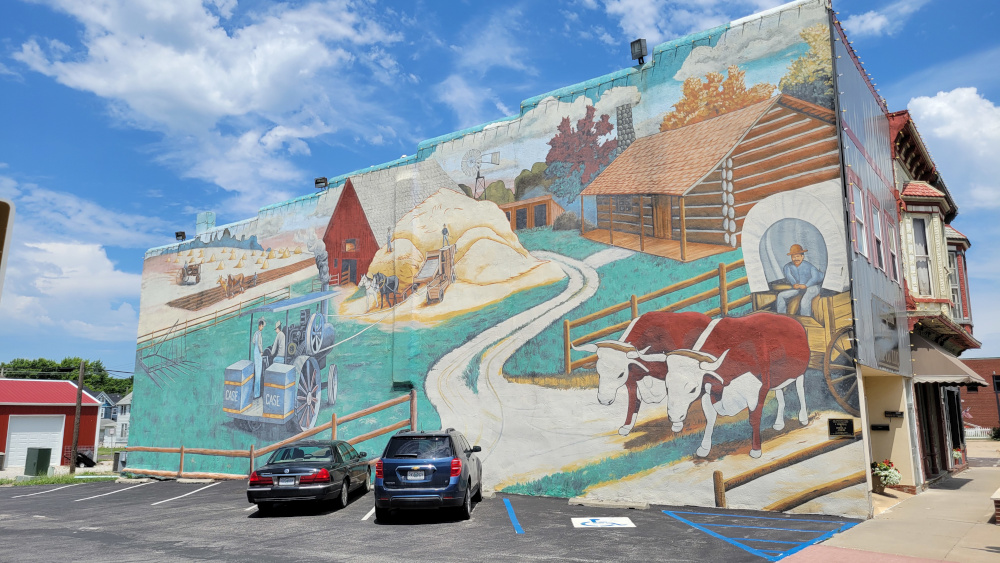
top-left (661, 313), bottom-right (811, 458)
top-left (572, 311), bottom-right (712, 436)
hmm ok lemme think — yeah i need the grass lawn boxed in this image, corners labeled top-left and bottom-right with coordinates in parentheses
top-left (0, 474), bottom-right (119, 487)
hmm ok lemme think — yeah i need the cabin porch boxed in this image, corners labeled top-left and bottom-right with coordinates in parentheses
top-left (580, 228), bottom-right (732, 262)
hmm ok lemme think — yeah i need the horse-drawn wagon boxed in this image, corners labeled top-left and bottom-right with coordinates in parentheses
top-left (740, 181), bottom-right (860, 416)
top-left (223, 291), bottom-right (339, 433)
top-left (177, 262), bottom-right (202, 285)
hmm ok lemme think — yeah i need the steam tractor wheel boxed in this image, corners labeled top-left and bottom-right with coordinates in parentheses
top-left (307, 313), bottom-right (325, 355)
top-left (823, 326), bottom-right (861, 417)
top-left (293, 356), bottom-right (322, 432)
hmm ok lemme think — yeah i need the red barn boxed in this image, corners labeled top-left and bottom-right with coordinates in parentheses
top-left (323, 178), bottom-right (379, 285)
top-left (0, 379), bottom-right (99, 467)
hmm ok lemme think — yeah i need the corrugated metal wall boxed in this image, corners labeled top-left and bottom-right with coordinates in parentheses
top-left (832, 23), bottom-right (912, 376)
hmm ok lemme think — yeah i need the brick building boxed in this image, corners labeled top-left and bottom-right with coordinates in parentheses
top-left (961, 358), bottom-right (1000, 430)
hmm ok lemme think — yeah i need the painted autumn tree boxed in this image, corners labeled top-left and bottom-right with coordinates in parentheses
top-left (660, 65), bottom-right (775, 131)
top-left (779, 23), bottom-right (835, 108)
top-left (545, 105), bottom-right (617, 203)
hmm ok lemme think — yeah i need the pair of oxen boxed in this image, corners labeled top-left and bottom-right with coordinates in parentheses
top-left (573, 311), bottom-right (812, 459)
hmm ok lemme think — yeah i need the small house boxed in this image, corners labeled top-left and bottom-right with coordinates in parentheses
top-left (498, 195), bottom-right (564, 230)
top-left (580, 94), bottom-right (839, 261)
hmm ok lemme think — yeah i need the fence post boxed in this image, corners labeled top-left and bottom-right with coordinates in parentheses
top-left (331, 413), bottom-right (338, 440)
top-left (718, 262), bottom-right (728, 317)
top-left (564, 320), bottom-right (572, 375)
top-left (409, 389), bottom-right (418, 431)
top-left (249, 444), bottom-right (255, 474)
top-left (713, 470), bottom-right (726, 508)
top-left (630, 295), bottom-right (638, 319)
top-left (179, 445), bottom-right (185, 478)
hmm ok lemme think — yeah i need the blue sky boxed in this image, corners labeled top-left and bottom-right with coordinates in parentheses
top-left (1, 0), bottom-right (998, 374)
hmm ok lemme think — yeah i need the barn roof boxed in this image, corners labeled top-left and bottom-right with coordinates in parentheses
top-left (349, 159), bottom-right (463, 239)
top-left (582, 95), bottom-right (834, 197)
top-left (0, 379), bottom-right (99, 406)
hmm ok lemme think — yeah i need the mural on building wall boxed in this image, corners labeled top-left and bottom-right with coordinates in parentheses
top-left (130, 0), bottom-right (870, 517)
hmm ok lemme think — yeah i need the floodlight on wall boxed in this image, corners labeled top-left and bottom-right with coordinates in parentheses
top-left (175, 231), bottom-right (186, 241)
top-left (315, 177), bottom-right (328, 189)
top-left (630, 38), bottom-right (647, 65)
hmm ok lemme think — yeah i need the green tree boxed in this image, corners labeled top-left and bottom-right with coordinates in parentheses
top-left (483, 180), bottom-right (514, 205)
top-left (458, 183), bottom-right (474, 198)
top-left (514, 162), bottom-right (553, 201)
top-left (0, 357), bottom-right (132, 395)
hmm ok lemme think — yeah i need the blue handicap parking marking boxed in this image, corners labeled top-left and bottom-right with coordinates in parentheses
top-left (503, 498), bottom-right (525, 534)
top-left (662, 510), bottom-right (858, 562)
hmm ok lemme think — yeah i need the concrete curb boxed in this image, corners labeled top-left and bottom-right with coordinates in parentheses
top-left (177, 478), bottom-right (214, 484)
top-left (116, 477), bottom-right (153, 484)
top-left (568, 497), bottom-right (649, 510)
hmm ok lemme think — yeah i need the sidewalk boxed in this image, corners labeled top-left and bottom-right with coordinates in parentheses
top-left (0, 460), bottom-right (115, 481)
top-left (787, 440), bottom-right (1000, 563)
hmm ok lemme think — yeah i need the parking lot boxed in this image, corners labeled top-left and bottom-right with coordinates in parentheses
top-left (0, 480), bottom-right (859, 562)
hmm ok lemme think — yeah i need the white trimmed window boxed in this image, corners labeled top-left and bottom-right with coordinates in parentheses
top-left (852, 185), bottom-right (868, 257)
top-left (948, 250), bottom-right (965, 320)
top-left (870, 199), bottom-right (884, 271)
top-left (885, 221), bottom-right (899, 283)
top-left (912, 218), bottom-right (932, 295)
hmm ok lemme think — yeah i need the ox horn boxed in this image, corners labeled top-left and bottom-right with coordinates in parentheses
top-left (628, 359), bottom-right (650, 373)
top-left (666, 349), bottom-right (716, 363)
top-left (618, 317), bottom-right (643, 342)
top-left (699, 349), bottom-right (729, 373)
top-left (571, 342), bottom-right (599, 353)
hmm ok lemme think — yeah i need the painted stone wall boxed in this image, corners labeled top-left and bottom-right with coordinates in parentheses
top-left (131, 0), bottom-right (869, 517)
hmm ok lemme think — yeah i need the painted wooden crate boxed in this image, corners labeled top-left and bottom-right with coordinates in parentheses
top-left (223, 360), bottom-right (255, 415)
top-left (263, 363), bottom-right (297, 422)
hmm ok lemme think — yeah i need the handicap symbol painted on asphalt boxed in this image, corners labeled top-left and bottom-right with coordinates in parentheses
top-left (571, 517), bottom-right (636, 528)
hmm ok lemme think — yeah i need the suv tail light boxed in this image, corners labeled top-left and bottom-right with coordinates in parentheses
top-left (249, 471), bottom-right (271, 486)
top-left (450, 457), bottom-right (462, 477)
top-left (375, 459), bottom-right (383, 479)
top-left (299, 468), bottom-right (332, 484)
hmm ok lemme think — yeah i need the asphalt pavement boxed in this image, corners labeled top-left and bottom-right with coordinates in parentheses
top-left (0, 479), bottom-right (859, 562)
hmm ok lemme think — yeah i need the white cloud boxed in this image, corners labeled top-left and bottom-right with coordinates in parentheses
top-left (882, 45), bottom-right (1000, 109)
top-left (0, 175), bottom-right (161, 344)
top-left (10, 0), bottom-right (405, 212)
top-left (600, 0), bottom-right (786, 47)
top-left (451, 11), bottom-right (535, 76)
top-left (841, 0), bottom-right (930, 38)
top-left (907, 88), bottom-right (1000, 210)
top-left (436, 74), bottom-right (505, 129)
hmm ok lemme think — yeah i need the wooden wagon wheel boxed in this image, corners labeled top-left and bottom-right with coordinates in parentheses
top-left (292, 356), bottom-right (322, 432)
top-left (823, 326), bottom-right (861, 417)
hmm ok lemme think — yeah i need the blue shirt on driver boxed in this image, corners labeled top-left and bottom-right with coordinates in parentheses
top-left (783, 260), bottom-right (824, 287)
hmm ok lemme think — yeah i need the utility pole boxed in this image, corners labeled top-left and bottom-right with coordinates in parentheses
top-left (70, 360), bottom-right (84, 474)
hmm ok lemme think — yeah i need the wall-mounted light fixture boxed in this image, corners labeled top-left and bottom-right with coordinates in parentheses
top-left (630, 38), bottom-right (647, 65)
top-left (175, 231), bottom-right (186, 241)
top-left (315, 177), bottom-right (328, 189)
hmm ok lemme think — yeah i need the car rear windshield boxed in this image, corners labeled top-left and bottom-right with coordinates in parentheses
top-left (384, 436), bottom-right (453, 459)
top-left (267, 445), bottom-right (335, 464)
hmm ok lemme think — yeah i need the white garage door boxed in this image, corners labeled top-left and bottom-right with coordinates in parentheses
top-left (6, 415), bottom-right (65, 467)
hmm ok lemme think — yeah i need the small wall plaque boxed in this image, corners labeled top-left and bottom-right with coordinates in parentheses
top-left (828, 418), bottom-right (855, 438)
top-left (885, 411), bottom-right (904, 418)
top-left (871, 424), bottom-right (890, 431)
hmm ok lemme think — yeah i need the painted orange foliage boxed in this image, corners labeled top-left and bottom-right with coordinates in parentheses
top-left (659, 65), bottom-right (776, 131)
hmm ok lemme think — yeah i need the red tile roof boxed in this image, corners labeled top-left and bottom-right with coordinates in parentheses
top-left (0, 379), bottom-right (99, 406)
top-left (901, 181), bottom-right (945, 198)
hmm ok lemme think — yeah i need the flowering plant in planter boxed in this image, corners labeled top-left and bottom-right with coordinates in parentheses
top-left (953, 448), bottom-right (964, 462)
top-left (871, 459), bottom-right (901, 487)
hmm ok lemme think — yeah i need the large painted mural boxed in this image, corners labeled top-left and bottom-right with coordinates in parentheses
top-left (131, 0), bottom-right (869, 517)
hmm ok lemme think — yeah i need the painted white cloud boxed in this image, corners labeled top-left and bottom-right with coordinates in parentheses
top-left (599, 0), bottom-right (787, 47)
top-left (10, 0), bottom-right (405, 214)
top-left (841, 0), bottom-right (930, 38)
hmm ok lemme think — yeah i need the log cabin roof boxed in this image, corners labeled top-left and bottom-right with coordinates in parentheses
top-left (581, 94), bottom-right (835, 197)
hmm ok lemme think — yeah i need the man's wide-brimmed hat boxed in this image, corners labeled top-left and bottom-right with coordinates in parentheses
top-left (787, 244), bottom-right (808, 255)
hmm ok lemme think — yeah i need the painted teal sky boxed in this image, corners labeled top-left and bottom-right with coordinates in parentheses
top-left (1, 0), bottom-right (999, 372)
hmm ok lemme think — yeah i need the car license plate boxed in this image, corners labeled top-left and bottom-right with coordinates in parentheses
top-left (407, 471), bottom-right (424, 480)
top-left (278, 477), bottom-right (294, 486)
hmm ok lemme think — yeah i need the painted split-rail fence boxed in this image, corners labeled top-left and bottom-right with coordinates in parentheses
top-left (711, 431), bottom-right (865, 511)
top-left (125, 390), bottom-right (417, 480)
top-left (563, 259), bottom-right (749, 374)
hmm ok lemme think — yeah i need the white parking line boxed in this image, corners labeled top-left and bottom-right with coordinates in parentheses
top-left (151, 482), bottom-right (220, 506)
top-left (75, 482), bottom-right (154, 502)
top-left (362, 507), bottom-right (375, 521)
top-left (245, 505), bottom-right (258, 511)
top-left (11, 484), bottom-right (78, 499)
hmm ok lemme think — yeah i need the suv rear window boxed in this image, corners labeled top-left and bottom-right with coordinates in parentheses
top-left (384, 436), bottom-right (453, 459)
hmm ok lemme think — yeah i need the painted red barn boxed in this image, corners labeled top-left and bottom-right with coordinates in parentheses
top-left (0, 379), bottom-right (99, 468)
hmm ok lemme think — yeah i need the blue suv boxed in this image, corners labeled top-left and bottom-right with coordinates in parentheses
top-left (374, 428), bottom-right (483, 521)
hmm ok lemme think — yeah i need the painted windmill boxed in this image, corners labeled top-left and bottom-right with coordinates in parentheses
top-left (461, 149), bottom-right (500, 199)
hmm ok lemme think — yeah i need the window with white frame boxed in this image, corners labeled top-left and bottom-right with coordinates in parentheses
top-left (885, 221), bottom-right (899, 282)
top-left (912, 218), bottom-right (932, 295)
top-left (948, 250), bottom-right (965, 320)
top-left (870, 199), bottom-right (884, 270)
top-left (852, 185), bottom-right (868, 257)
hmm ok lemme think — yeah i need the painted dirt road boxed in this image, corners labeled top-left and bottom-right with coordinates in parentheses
top-left (425, 249), bottom-right (643, 492)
